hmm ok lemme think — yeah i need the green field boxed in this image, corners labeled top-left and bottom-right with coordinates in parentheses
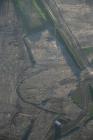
top-left (83, 47), bottom-right (93, 54)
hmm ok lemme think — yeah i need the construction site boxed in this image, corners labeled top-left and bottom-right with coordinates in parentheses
top-left (0, 0), bottom-right (93, 140)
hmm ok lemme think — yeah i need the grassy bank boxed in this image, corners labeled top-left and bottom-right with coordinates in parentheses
top-left (32, 0), bottom-right (47, 21)
top-left (13, 0), bottom-right (47, 33)
top-left (83, 47), bottom-right (93, 55)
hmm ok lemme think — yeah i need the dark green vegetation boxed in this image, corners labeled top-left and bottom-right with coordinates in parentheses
top-left (88, 103), bottom-right (93, 117)
top-left (72, 83), bottom-right (93, 118)
top-left (71, 91), bottom-right (82, 107)
top-left (89, 84), bottom-right (93, 100)
top-left (32, 0), bottom-right (46, 21)
top-left (83, 47), bottom-right (93, 55)
top-left (13, 0), bottom-right (47, 33)
top-left (88, 85), bottom-right (93, 117)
